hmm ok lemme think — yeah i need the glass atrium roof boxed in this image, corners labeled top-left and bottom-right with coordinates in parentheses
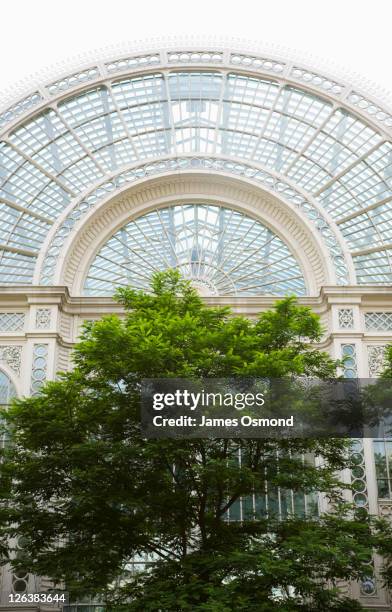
top-left (84, 203), bottom-right (306, 297)
top-left (0, 48), bottom-right (391, 293)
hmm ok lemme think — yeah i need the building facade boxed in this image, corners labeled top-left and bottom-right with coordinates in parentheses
top-left (0, 40), bottom-right (392, 609)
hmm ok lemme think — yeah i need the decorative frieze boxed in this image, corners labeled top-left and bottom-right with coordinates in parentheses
top-left (230, 53), bottom-right (284, 73)
top-left (0, 345), bottom-right (22, 375)
top-left (47, 67), bottom-right (99, 95)
top-left (338, 308), bottom-right (354, 329)
top-left (168, 50), bottom-right (223, 64)
top-left (368, 345), bottom-right (387, 378)
top-left (105, 53), bottom-right (160, 73)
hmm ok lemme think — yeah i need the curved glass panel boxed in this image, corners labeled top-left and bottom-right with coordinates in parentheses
top-left (0, 68), bottom-right (391, 286)
top-left (0, 370), bottom-right (16, 405)
top-left (84, 204), bottom-right (306, 297)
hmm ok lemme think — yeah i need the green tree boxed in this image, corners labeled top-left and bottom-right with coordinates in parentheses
top-left (1, 270), bottom-right (392, 611)
top-left (379, 345), bottom-right (392, 379)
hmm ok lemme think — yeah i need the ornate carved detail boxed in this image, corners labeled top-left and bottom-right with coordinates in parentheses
top-left (35, 308), bottom-right (51, 330)
top-left (338, 308), bottom-right (354, 329)
top-left (368, 345), bottom-right (387, 378)
top-left (0, 345), bottom-right (22, 375)
top-left (168, 50), bottom-right (223, 65)
top-left (379, 501), bottom-right (392, 521)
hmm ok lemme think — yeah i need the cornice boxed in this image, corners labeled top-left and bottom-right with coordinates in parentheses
top-left (0, 285), bottom-right (391, 311)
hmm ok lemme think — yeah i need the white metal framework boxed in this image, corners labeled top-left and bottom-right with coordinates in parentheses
top-left (0, 45), bottom-right (391, 294)
top-left (84, 203), bottom-right (306, 296)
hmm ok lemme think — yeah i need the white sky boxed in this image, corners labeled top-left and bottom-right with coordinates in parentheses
top-left (1, 0), bottom-right (392, 104)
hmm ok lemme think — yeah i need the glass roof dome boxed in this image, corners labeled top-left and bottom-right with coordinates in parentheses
top-left (0, 42), bottom-right (391, 293)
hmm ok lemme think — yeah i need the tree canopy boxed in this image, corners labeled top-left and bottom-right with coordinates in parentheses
top-left (1, 270), bottom-right (392, 611)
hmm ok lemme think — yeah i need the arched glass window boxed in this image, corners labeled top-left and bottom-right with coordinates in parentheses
top-left (0, 370), bottom-right (16, 406)
top-left (0, 369), bottom-right (16, 450)
top-left (84, 203), bottom-right (306, 297)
